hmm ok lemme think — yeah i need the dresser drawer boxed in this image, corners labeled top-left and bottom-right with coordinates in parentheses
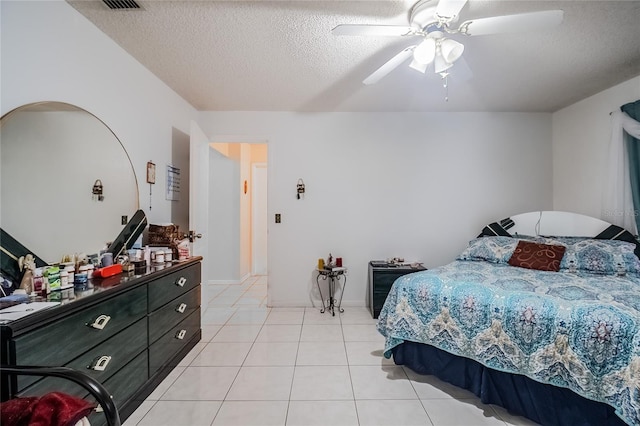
top-left (149, 308), bottom-right (200, 374)
top-left (66, 317), bottom-right (147, 382)
top-left (148, 263), bottom-right (200, 312)
top-left (14, 286), bottom-right (147, 368)
top-left (148, 285), bottom-right (200, 344)
top-left (18, 318), bottom-right (147, 394)
top-left (88, 350), bottom-right (149, 426)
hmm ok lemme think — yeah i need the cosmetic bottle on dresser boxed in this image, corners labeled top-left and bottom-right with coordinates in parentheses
top-left (33, 268), bottom-right (44, 294)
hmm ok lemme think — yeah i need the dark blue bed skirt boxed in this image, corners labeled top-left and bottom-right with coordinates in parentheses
top-left (392, 341), bottom-right (627, 426)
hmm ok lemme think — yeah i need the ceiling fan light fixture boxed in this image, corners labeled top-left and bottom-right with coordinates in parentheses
top-left (434, 53), bottom-right (453, 74)
top-left (440, 38), bottom-right (464, 63)
top-left (409, 58), bottom-right (429, 73)
top-left (413, 38), bottom-right (436, 64)
top-left (333, 0), bottom-right (564, 99)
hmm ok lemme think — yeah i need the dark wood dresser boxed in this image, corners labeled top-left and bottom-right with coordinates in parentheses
top-left (368, 261), bottom-right (426, 319)
top-left (0, 257), bottom-right (202, 425)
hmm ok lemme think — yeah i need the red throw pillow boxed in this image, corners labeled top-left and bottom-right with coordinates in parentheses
top-left (508, 240), bottom-right (566, 272)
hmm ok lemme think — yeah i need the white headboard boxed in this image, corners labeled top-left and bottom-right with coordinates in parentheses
top-left (479, 211), bottom-right (640, 258)
top-left (508, 211), bottom-right (611, 237)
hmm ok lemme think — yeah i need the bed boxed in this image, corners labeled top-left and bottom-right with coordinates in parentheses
top-left (377, 211), bottom-right (640, 426)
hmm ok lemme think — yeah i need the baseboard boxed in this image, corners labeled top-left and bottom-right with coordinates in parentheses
top-left (206, 279), bottom-right (243, 285)
top-left (266, 299), bottom-right (366, 308)
top-left (206, 273), bottom-right (257, 286)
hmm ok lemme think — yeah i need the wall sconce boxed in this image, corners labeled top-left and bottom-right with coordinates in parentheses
top-left (92, 179), bottom-right (104, 201)
top-left (297, 178), bottom-right (305, 199)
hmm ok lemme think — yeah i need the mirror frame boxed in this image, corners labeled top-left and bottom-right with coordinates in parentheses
top-left (1, 101), bottom-right (140, 264)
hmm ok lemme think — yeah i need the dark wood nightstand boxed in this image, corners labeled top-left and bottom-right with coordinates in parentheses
top-left (368, 261), bottom-right (427, 319)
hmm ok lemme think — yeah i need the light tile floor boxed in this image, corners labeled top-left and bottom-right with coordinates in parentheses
top-left (124, 276), bottom-right (538, 426)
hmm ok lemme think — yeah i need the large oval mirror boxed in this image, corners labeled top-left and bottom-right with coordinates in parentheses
top-left (0, 102), bottom-right (139, 264)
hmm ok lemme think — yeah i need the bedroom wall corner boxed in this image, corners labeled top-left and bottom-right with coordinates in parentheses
top-left (552, 76), bottom-right (640, 220)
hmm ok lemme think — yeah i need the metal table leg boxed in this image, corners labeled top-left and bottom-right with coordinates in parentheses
top-left (315, 273), bottom-right (327, 313)
top-left (336, 273), bottom-right (346, 314)
top-left (329, 276), bottom-right (335, 316)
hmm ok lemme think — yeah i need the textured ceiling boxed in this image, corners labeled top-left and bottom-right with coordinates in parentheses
top-left (68, 0), bottom-right (640, 112)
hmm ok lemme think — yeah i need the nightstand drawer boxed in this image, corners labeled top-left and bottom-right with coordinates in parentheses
top-left (149, 308), bottom-right (200, 374)
top-left (148, 263), bottom-right (201, 312)
top-left (369, 262), bottom-right (426, 319)
top-left (14, 285), bottom-right (147, 368)
top-left (372, 273), bottom-right (403, 293)
top-left (148, 285), bottom-right (200, 344)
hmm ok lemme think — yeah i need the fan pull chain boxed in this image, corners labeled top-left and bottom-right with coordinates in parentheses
top-left (443, 74), bottom-right (449, 102)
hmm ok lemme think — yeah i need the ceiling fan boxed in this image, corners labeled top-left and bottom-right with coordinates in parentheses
top-left (332, 0), bottom-right (564, 86)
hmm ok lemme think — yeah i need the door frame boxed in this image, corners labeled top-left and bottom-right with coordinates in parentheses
top-left (206, 135), bottom-right (269, 283)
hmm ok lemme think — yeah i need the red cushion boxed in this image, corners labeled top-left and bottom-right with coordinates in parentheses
top-left (0, 392), bottom-right (95, 426)
top-left (508, 240), bottom-right (566, 272)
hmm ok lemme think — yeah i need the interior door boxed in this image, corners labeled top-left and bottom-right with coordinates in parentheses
top-left (189, 121), bottom-right (210, 280)
top-left (170, 128), bottom-right (190, 234)
top-left (252, 162), bottom-right (268, 275)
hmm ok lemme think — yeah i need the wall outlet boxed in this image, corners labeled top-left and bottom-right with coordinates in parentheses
top-left (275, 214), bottom-right (281, 223)
top-left (121, 215), bottom-right (128, 225)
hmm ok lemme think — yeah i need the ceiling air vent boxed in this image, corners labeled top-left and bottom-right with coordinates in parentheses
top-left (103, 0), bottom-right (141, 10)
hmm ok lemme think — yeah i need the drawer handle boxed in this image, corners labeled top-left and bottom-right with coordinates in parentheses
top-left (175, 329), bottom-right (187, 340)
top-left (88, 315), bottom-right (111, 330)
top-left (89, 355), bottom-right (112, 371)
top-left (176, 303), bottom-right (187, 313)
top-left (176, 276), bottom-right (187, 287)
top-left (94, 400), bottom-right (113, 413)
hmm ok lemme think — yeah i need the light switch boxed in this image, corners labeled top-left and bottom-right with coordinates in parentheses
top-left (275, 214), bottom-right (281, 223)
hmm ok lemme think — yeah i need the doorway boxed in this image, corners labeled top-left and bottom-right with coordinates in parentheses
top-left (208, 142), bottom-right (268, 284)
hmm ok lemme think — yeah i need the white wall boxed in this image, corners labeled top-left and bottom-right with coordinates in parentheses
top-left (198, 112), bottom-right (553, 307)
top-left (0, 1), bottom-right (197, 225)
top-left (552, 76), bottom-right (640, 219)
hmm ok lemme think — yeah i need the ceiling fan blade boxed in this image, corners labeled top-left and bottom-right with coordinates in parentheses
top-left (461, 10), bottom-right (563, 36)
top-left (436, 0), bottom-right (468, 20)
top-left (363, 46), bottom-right (415, 85)
top-left (332, 24), bottom-right (415, 37)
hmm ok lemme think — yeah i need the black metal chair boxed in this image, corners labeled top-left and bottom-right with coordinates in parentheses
top-left (0, 365), bottom-right (120, 426)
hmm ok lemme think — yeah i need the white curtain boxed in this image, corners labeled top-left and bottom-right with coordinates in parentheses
top-left (604, 111), bottom-right (640, 234)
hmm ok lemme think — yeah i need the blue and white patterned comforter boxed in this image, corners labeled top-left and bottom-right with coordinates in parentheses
top-left (377, 260), bottom-right (640, 425)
